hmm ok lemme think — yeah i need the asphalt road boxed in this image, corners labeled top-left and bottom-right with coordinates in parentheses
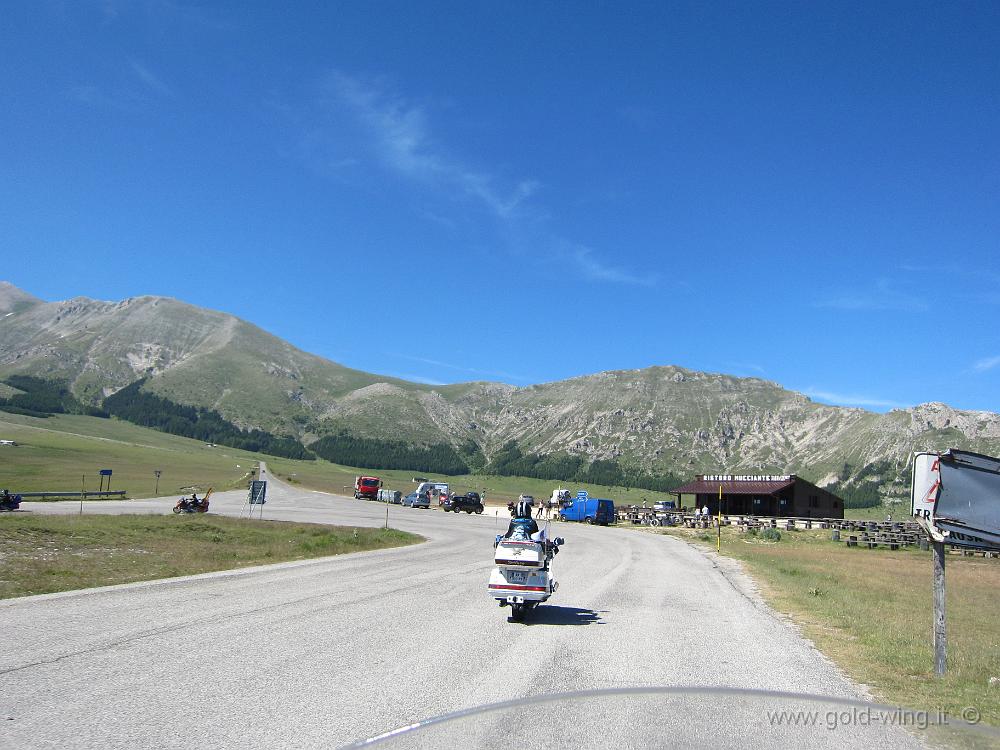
top-left (0, 466), bottom-right (929, 749)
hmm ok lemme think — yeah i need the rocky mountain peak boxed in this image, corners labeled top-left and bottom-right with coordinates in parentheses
top-left (0, 282), bottom-right (43, 314)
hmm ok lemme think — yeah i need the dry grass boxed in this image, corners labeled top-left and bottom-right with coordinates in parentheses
top-left (0, 514), bottom-right (421, 599)
top-left (661, 526), bottom-right (1000, 727)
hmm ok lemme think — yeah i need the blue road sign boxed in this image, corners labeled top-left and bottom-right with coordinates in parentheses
top-left (99, 469), bottom-right (112, 476)
top-left (249, 480), bottom-right (267, 504)
top-left (577, 490), bottom-right (588, 500)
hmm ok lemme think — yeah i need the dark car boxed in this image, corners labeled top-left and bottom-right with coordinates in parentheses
top-left (443, 492), bottom-right (484, 514)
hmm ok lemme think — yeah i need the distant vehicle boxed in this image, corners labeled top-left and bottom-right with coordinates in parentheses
top-left (173, 490), bottom-right (212, 514)
top-left (560, 498), bottom-right (615, 525)
top-left (377, 489), bottom-right (402, 504)
top-left (402, 491), bottom-right (430, 509)
top-left (653, 500), bottom-right (676, 512)
top-left (0, 440), bottom-right (16, 446)
top-left (355, 475), bottom-right (382, 500)
top-left (416, 481), bottom-right (450, 506)
top-left (0, 490), bottom-right (22, 511)
top-left (444, 493), bottom-right (484, 514)
top-left (518, 494), bottom-right (535, 506)
top-left (550, 488), bottom-right (571, 507)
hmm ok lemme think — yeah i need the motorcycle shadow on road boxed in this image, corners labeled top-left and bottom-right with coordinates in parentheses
top-left (526, 605), bottom-right (603, 626)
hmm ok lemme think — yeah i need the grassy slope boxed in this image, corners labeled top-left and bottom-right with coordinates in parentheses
top-left (661, 526), bottom-right (1000, 726)
top-left (0, 514), bottom-right (420, 598)
top-left (0, 412), bottom-right (268, 496)
top-left (0, 410), bottom-right (906, 514)
top-left (0, 412), bottom-right (681, 507)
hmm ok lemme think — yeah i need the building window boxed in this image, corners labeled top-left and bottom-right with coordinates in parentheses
top-left (808, 495), bottom-right (819, 508)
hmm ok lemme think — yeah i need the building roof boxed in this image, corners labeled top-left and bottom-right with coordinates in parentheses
top-left (670, 478), bottom-right (796, 495)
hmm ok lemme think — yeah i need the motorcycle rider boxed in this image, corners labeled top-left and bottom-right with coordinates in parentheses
top-left (504, 499), bottom-right (538, 540)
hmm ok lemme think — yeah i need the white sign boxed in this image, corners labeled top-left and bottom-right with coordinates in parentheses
top-left (911, 449), bottom-right (1000, 552)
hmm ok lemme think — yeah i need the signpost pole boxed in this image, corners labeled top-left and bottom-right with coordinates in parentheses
top-left (80, 475), bottom-right (85, 515)
top-left (933, 541), bottom-right (947, 675)
top-left (717, 485), bottom-right (722, 551)
top-left (385, 503), bottom-right (389, 530)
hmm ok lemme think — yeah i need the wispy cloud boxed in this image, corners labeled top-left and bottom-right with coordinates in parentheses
top-left (726, 361), bottom-right (767, 376)
top-left (69, 84), bottom-right (128, 110)
top-left (69, 60), bottom-right (172, 112)
top-left (801, 387), bottom-right (906, 410)
top-left (392, 353), bottom-right (533, 383)
top-left (311, 71), bottom-right (651, 287)
top-left (901, 263), bottom-right (1000, 306)
top-left (327, 72), bottom-right (537, 219)
top-left (973, 355), bottom-right (1000, 373)
top-left (384, 372), bottom-right (446, 385)
top-left (815, 279), bottom-right (926, 313)
top-left (129, 60), bottom-right (172, 97)
top-left (562, 244), bottom-right (657, 287)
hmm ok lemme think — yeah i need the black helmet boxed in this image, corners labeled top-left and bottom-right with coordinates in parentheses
top-left (514, 500), bottom-right (532, 519)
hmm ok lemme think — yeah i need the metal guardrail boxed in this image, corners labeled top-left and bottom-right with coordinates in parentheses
top-left (16, 491), bottom-right (127, 500)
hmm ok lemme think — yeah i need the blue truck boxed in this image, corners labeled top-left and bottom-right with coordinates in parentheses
top-left (559, 497), bottom-right (615, 525)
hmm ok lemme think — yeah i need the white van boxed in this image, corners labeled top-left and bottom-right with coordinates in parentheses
top-left (415, 481), bottom-right (450, 505)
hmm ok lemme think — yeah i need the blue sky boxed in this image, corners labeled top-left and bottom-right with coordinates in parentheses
top-left (3, 1), bottom-right (999, 412)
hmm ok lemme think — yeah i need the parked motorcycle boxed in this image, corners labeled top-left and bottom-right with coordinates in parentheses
top-left (173, 489), bottom-right (212, 514)
top-left (488, 524), bottom-right (564, 622)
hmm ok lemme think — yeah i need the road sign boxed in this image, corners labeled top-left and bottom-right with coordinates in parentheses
top-left (577, 490), bottom-right (588, 500)
top-left (99, 469), bottom-right (112, 476)
top-left (248, 480), bottom-right (267, 505)
top-left (912, 449), bottom-right (1000, 552)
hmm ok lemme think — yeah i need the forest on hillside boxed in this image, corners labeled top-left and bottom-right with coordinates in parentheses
top-left (103, 380), bottom-right (313, 460)
top-left (0, 376), bottom-right (108, 418)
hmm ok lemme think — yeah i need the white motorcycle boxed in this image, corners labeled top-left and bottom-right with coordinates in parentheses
top-left (488, 525), bottom-right (564, 622)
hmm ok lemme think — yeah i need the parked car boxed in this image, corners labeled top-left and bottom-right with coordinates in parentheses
top-left (653, 500), bottom-right (676, 512)
top-left (402, 491), bottom-right (431, 509)
top-left (443, 493), bottom-right (484, 514)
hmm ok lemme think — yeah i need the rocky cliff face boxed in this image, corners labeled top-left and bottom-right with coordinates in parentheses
top-left (2, 283), bottom-right (999, 497)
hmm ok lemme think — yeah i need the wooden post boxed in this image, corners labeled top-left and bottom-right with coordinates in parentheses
top-left (933, 540), bottom-right (947, 675)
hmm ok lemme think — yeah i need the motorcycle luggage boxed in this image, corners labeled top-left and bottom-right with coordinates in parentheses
top-left (493, 540), bottom-right (545, 569)
top-left (487, 566), bottom-right (552, 602)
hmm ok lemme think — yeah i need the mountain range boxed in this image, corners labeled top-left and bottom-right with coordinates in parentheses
top-left (3, 281), bottom-right (999, 501)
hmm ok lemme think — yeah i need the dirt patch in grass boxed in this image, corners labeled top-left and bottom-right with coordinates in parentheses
top-left (658, 526), bottom-right (1000, 727)
top-left (0, 514), bottom-right (422, 599)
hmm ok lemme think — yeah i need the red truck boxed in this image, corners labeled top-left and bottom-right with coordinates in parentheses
top-left (354, 475), bottom-right (382, 500)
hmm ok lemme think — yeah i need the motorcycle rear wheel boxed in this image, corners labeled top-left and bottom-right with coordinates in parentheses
top-left (509, 603), bottom-right (532, 623)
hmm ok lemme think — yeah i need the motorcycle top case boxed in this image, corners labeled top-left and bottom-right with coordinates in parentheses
top-left (494, 540), bottom-right (545, 568)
